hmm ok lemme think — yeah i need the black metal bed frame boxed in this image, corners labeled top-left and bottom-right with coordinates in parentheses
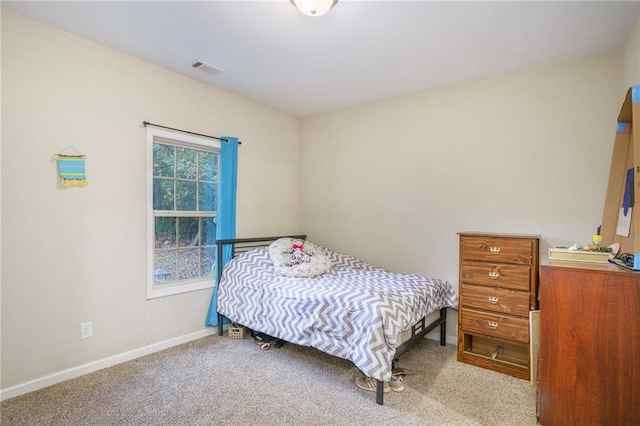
top-left (214, 235), bottom-right (448, 405)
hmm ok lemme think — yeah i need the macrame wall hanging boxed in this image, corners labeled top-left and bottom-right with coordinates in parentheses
top-left (54, 149), bottom-right (88, 187)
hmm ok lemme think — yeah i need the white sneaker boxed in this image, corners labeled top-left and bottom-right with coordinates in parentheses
top-left (389, 375), bottom-right (405, 392)
top-left (355, 376), bottom-right (390, 393)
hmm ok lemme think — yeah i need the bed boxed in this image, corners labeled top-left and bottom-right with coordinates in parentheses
top-left (214, 235), bottom-right (459, 405)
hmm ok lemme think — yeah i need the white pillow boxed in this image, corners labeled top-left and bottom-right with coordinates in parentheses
top-left (268, 238), bottom-right (333, 278)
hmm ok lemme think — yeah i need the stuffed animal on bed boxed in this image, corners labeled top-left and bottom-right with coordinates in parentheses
top-left (283, 240), bottom-right (315, 266)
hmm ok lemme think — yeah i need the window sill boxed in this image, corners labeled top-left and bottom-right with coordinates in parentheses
top-left (147, 279), bottom-right (214, 299)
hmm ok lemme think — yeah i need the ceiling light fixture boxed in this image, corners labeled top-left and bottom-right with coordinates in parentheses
top-left (290, 0), bottom-right (338, 17)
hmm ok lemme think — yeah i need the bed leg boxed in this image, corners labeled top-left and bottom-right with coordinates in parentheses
top-left (375, 379), bottom-right (384, 405)
top-left (440, 308), bottom-right (447, 346)
top-left (217, 313), bottom-right (224, 336)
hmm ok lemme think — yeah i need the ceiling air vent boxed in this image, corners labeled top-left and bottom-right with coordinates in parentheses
top-left (191, 61), bottom-right (223, 76)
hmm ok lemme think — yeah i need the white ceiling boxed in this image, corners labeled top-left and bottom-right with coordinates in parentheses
top-left (3, 1), bottom-right (639, 117)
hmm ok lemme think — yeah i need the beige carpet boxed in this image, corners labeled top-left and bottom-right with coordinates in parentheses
top-left (1, 334), bottom-right (537, 425)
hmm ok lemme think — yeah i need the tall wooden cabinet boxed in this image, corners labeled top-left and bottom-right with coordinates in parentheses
top-left (457, 232), bottom-right (540, 380)
top-left (537, 261), bottom-right (640, 425)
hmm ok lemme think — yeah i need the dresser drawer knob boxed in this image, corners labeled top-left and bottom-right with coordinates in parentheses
top-left (488, 321), bottom-right (499, 329)
top-left (489, 247), bottom-right (501, 254)
top-left (488, 296), bottom-right (499, 304)
top-left (488, 271), bottom-right (501, 279)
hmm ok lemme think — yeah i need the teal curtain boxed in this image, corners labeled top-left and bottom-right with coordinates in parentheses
top-left (205, 136), bottom-right (238, 326)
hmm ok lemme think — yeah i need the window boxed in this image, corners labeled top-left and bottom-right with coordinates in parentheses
top-left (147, 127), bottom-right (220, 299)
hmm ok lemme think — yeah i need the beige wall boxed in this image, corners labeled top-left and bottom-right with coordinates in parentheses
top-left (623, 10), bottom-right (640, 90)
top-left (299, 52), bottom-right (624, 341)
top-left (1, 11), bottom-right (301, 390)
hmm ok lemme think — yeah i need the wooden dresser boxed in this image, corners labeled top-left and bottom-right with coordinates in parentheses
top-left (537, 261), bottom-right (640, 425)
top-left (457, 232), bottom-right (540, 380)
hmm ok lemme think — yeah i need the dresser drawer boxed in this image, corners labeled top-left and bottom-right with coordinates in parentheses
top-left (460, 284), bottom-right (530, 317)
top-left (461, 236), bottom-right (533, 265)
top-left (460, 261), bottom-right (531, 291)
top-left (460, 308), bottom-right (529, 343)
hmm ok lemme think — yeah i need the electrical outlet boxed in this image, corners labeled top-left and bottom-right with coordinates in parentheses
top-left (80, 322), bottom-right (93, 339)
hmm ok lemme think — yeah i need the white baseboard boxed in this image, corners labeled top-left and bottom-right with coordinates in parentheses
top-left (0, 328), bottom-right (218, 402)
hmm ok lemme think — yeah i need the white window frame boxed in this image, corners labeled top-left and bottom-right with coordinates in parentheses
top-left (146, 127), bottom-right (221, 299)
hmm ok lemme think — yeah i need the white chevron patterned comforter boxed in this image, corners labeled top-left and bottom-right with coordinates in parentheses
top-left (217, 247), bottom-right (458, 381)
